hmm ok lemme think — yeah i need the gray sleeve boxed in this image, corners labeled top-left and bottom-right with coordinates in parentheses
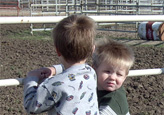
top-left (23, 76), bottom-right (55, 114)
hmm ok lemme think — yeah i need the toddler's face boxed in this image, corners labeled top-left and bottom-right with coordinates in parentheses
top-left (95, 61), bottom-right (127, 92)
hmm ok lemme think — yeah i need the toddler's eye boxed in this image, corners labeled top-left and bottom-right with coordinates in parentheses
top-left (117, 73), bottom-right (123, 77)
top-left (104, 70), bottom-right (111, 74)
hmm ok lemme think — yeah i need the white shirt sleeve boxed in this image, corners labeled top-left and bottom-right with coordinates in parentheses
top-left (99, 105), bottom-right (117, 115)
top-left (99, 105), bottom-right (130, 115)
top-left (53, 64), bottom-right (64, 75)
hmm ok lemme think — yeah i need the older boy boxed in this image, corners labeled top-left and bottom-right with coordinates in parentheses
top-left (23, 15), bottom-right (99, 115)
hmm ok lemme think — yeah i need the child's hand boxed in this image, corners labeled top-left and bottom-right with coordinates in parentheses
top-left (27, 69), bottom-right (45, 83)
top-left (27, 67), bottom-right (56, 84)
top-left (39, 67), bottom-right (56, 78)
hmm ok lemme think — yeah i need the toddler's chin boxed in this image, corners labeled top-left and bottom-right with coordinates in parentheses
top-left (105, 87), bottom-right (116, 92)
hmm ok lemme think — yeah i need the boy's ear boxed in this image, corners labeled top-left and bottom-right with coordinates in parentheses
top-left (55, 47), bottom-right (61, 56)
top-left (92, 45), bottom-right (95, 53)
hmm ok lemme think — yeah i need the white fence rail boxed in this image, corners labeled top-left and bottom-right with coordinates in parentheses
top-left (1, 15), bottom-right (164, 24)
top-left (0, 68), bottom-right (164, 87)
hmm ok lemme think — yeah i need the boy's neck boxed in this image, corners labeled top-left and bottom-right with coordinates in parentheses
top-left (61, 57), bottom-right (87, 69)
top-left (65, 60), bottom-right (86, 69)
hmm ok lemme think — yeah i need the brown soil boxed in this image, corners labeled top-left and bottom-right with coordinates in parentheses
top-left (0, 24), bottom-right (164, 115)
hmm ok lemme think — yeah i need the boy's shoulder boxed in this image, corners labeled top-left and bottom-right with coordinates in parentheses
top-left (98, 86), bottom-right (129, 114)
top-left (98, 86), bottom-right (126, 98)
top-left (45, 64), bottom-right (96, 85)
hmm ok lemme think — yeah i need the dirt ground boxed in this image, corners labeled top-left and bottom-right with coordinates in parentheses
top-left (0, 23), bottom-right (164, 115)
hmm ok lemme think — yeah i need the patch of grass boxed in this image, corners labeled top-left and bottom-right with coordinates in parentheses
top-left (162, 93), bottom-right (164, 97)
top-left (6, 29), bottom-right (164, 48)
top-left (10, 66), bottom-right (16, 70)
top-left (16, 71), bottom-right (23, 78)
top-left (95, 34), bottom-right (105, 40)
top-left (136, 44), bottom-right (164, 48)
top-left (154, 43), bottom-right (164, 48)
top-left (112, 37), bottom-right (137, 40)
top-left (7, 30), bottom-right (52, 40)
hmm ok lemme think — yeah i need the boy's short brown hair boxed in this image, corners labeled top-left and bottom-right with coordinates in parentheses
top-left (52, 15), bottom-right (96, 63)
top-left (93, 39), bottom-right (135, 74)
